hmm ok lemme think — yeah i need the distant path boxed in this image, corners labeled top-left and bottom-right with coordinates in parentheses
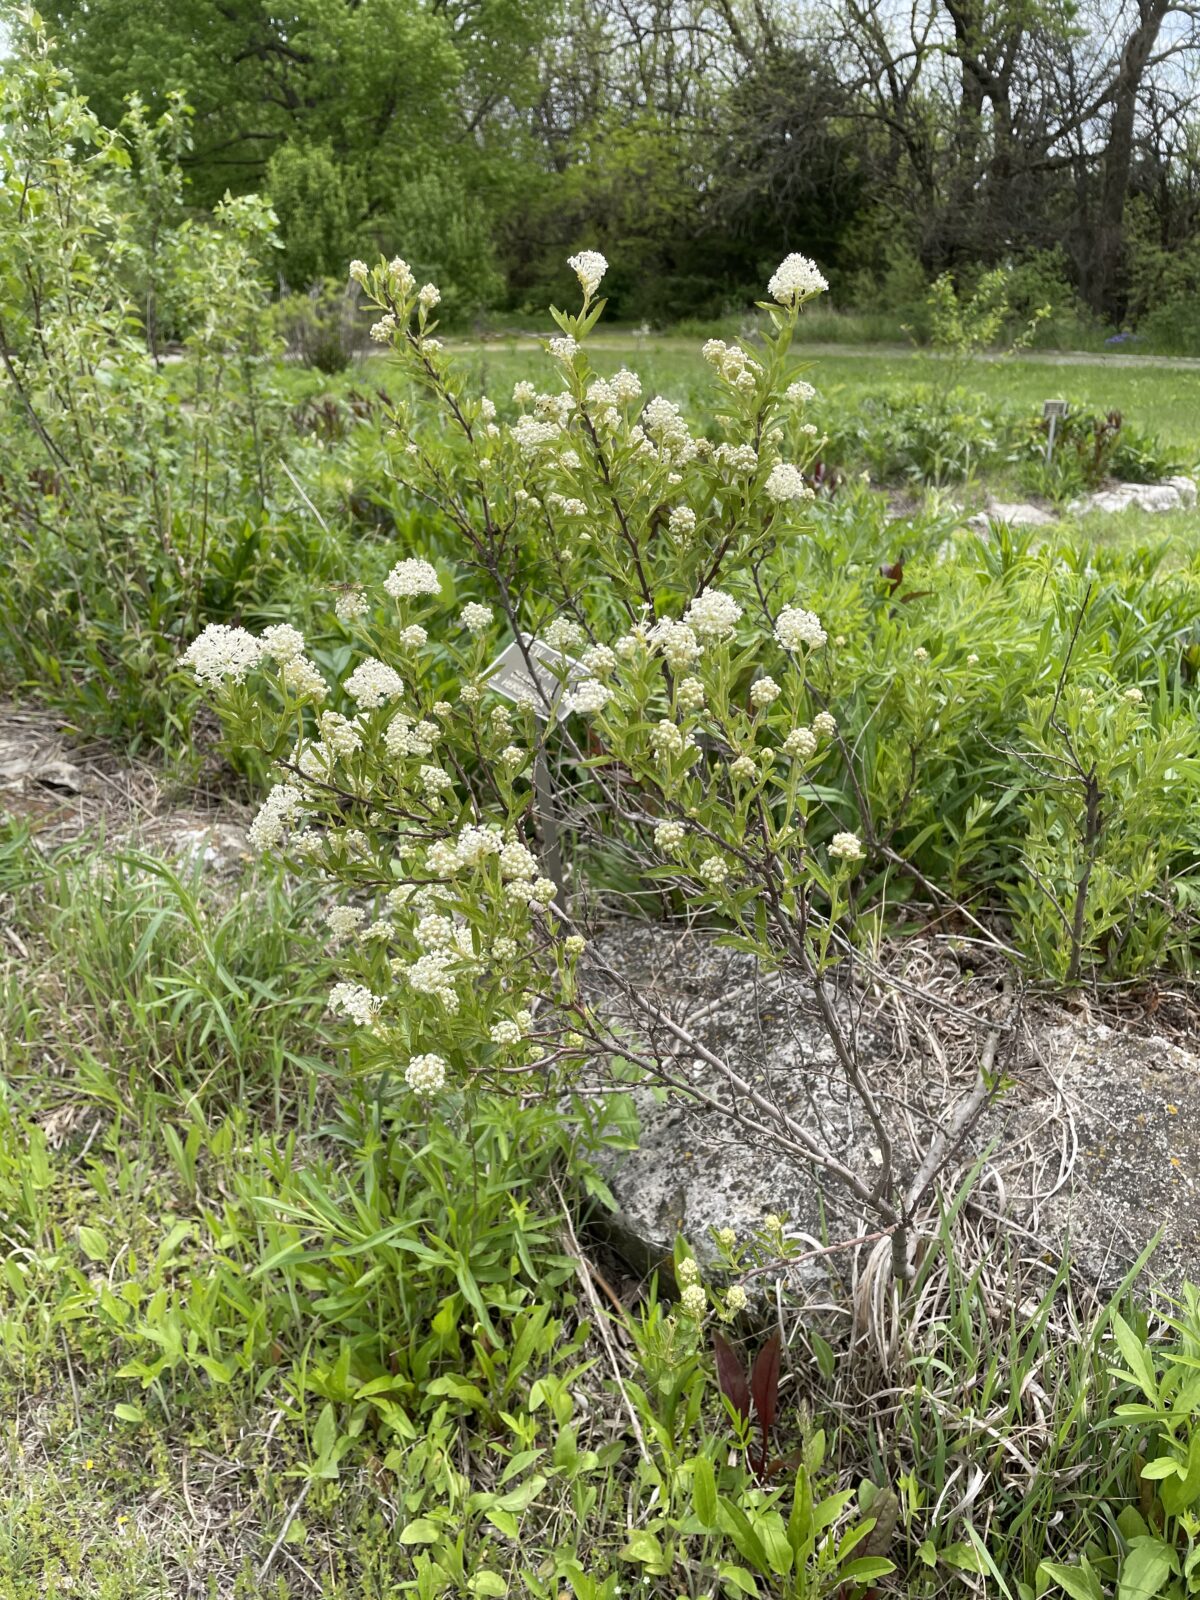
top-left (444, 335), bottom-right (1200, 371)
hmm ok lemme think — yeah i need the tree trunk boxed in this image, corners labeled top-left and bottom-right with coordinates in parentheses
top-left (1091, 0), bottom-right (1170, 318)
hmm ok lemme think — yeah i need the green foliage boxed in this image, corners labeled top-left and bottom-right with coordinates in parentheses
top-left (267, 142), bottom-right (361, 289)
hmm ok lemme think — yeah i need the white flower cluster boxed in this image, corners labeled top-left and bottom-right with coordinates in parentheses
top-left (248, 783), bottom-right (304, 850)
top-left (384, 559), bottom-right (441, 599)
top-left (783, 726), bottom-right (817, 759)
top-left (768, 253), bottom-right (829, 306)
top-left (701, 339), bottom-right (763, 394)
top-left (787, 380), bottom-right (817, 404)
top-left (345, 658), bottom-right (405, 708)
top-left (512, 414), bottom-right (561, 454)
top-left (669, 506), bottom-right (696, 540)
top-left (326, 905), bottom-right (366, 942)
top-left (568, 249), bottom-right (608, 295)
top-left (641, 395), bottom-right (695, 463)
top-left (775, 606), bottom-right (827, 652)
top-left (828, 831), bottom-right (864, 862)
top-left (568, 680), bottom-right (610, 714)
top-left (406, 951), bottom-right (460, 1009)
top-left (654, 819), bottom-right (686, 852)
top-left (335, 588), bottom-right (368, 623)
top-left (649, 618), bottom-right (701, 671)
top-left (385, 714), bottom-right (439, 758)
top-left (765, 462), bottom-right (811, 504)
top-left (405, 1053), bottom-right (447, 1096)
top-left (750, 677), bottom-right (781, 708)
top-left (181, 624), bottom-right (262, 687)
top-left (461, 602), bottom-right (493, 636)
top-left (713, 442), bottom-right (758, 475)
top-left (329, 982), bottom-right (381, 1027)
top-left (544, 617), bottom-right (585, 652)
top-left (611, 368), bottom-right (642, 404)
top-left (685, 588), bottom-right (742, 640)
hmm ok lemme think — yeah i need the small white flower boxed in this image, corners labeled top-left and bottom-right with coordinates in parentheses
top-left (1123, 685), bottom-right (1144, 703)
top-left (491, 1019), bottom-right (522, 1045)
top-left (765, 462), bottom-right (810, 503)
top-left (787, 380), bottom-right (817, 404)
top-left (348, 259), bottom-right (369, 285)
top-left (751, 676), bottom-right (781, 708)
top-left (405, 1052), bottom-right (447, 1096)
top-left (775, 606), bottom-right (827, 652)
top-left (329, 982), bottom-right (381, 1027)
top-left (260, 624), bottom-right (307, 663)
top-left (676, 676), bottom-right (705, 711)
top-left (345, 658), bottom-right (404, 708)
top-left (500, 840), bottom-right (538, 881)
top-left (668, 506), bottom-right (696, 540)
top-left (813, 711), bottom-right (837, 738)
top-left (248, 783), bottom-right (304, 850)
top-left (335, 588), bottom-right (368, 623)
top-left (399, 625), bottom-right (428, 650)
top-left (388, 256), bottom-right (416, 293)
top-left (730, 754), bottom-right (758, 781)
top-left (685, 588), bottom-right (742, 640)
top-left (828, 831), bottom-right (864, 862)
top-left (181, 624), bottom-right (263, 687)
top-left (649, 720), bottom-right (685, 757)
top-left (677, 1256), bottom-right (700, 1285)
top-left (655, 819), bottom-right (686, 851)
top-left (568, 679), bottom-right (610, 714)
top-left (326, 905), bottom-right (366, 942)
top-left (461, 602), bottom-right (493, 636)
top-left (384, 559), bottom-right (441, 599)
top-left (783, 726), bottom-right (817, 759)
top-left (418, 283), bottom-right (440, 309)
top-left (580, 644), bottom-right (616, 677)
top-left (611, 368), bottom-right (642, 404)
top-left (544, 617), bottom-right (585, 652)
top-left (549, 335), bottom-right (578, 364)
top-left (680, 1282), bottom-right (707, 1319)
top-left (568, 249), bottom-right (608, 296)
top-left (698, 855), bottom-right (729, 886)
top-left (768, 253), bottom-right (829, 306)
top-left (724, 1285), bottom-right (748, 1316)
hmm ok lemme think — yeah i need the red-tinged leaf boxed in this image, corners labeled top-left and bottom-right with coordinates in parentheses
top-left (751, 1330), bottom-right (782, 1449)
top-left (897, 589), bottom-right (934, 605)
top-left (712, 1331), bottom-right (751, 1422)
top-left (880, 560), bottom-right (904, 593)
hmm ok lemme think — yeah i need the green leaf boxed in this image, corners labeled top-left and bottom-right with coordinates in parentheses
top-left (113, 1401), bottom-right (145, 1423)
top-left (399, 1518), bottom-right (443, 1545)
top-left (425, 1375), bottom-right (487, 1407)
top-left (1118, 1539), bottom-right (1177, 1600)
top-left (1140, 1457), bottom-right (1182, 1480)
top-left (1112, 1313), bottom-right (1160, 1404)
top-left (485, 1509), bottom-right (519, 1539)
top-left (469, 1575), bottom-right (507, 1597)
top-left (718, 1565), bottom-right (760, 1597)
top-left (77, 1225), bottom-right (108, 1262)
top-left (692, 1456), bottom-right (719, 1531)
top-left (1038, 1559), bottom-right (1105, 1600)
top-left (620, 1530), bottom-right (664, 1564)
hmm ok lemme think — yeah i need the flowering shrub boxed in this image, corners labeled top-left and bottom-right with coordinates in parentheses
top-left (186, 245), bottom-right (1016, 1279)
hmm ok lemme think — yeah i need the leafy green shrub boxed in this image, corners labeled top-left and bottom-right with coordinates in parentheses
top-left (817, 385), bottom-right (1009, 484)
top-left (276, 278), bottom-right (363, 374)
top-left (1015, 405), bottom-right (1183, 500)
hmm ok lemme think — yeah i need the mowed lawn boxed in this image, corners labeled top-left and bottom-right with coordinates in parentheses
top-left (340, 336), bottom-right (1200, 456)
top-left (298, 337), bottom-right (1199, 555)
